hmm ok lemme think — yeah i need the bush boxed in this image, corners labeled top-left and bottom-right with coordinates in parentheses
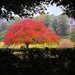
top-left (58, 39), bottom-right (73, 48)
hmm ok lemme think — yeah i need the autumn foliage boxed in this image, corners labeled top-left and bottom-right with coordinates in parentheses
top-left (3, 18), bottom-right (60, 48)
top-left (58, 39), bottom-right (73, 48)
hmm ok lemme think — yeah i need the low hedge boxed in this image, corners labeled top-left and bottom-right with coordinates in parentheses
top-left (0, 48), bottom-right (75, 75)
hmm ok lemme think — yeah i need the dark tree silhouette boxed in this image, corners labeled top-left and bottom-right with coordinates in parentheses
top-left (0, 0), bottom-right (75, 19)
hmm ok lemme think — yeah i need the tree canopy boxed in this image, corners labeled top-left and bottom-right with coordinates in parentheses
top-left (0, 0), bottom-right (75, 19)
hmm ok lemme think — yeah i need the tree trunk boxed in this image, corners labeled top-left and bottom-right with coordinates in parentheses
top-left (26, 43), bottom-right (29, 50)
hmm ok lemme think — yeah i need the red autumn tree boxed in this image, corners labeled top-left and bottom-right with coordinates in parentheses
top-left (3, 18), bottom-right (60, 49)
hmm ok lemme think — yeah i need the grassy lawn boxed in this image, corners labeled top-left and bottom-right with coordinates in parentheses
top-left (29, 43), bottom-right (58, 48)
top-left (1, 38), bottom-right (74, 49)
top-left (0, 42), bottom-right (58, 49)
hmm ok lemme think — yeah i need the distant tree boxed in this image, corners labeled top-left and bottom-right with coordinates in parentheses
top-left (3, 18), bottom-right (60, 49)
top-left (52, 19), bottom-right (58, 32)
top-left (0, 30), bottom-right (6, 41)
top-left (34, 14), bottom-right (47, 21)
top-left (56, 15), bottom-right (68, 36)
top-left (0, 21), bottom-right (8, 31)
top-left (34, 14), bottom-right (52, 27)
top-left (70, 28), bottom-right (75, 42)
top-left (43, 15), bottom-right (52, 27)
top-left (0, 20), bottom-right (8, 41)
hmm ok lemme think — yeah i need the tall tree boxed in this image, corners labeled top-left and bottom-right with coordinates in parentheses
top-left (52, 18), bottom-right (58, 32)
top-left (0, 21), bottom-right (8, 31)
top-left (56, 15), bottom-right (68, 36)
top-left (3, 18), bottom-right (60, 49)
top-left (0, 31), bottom-right (5, 41)
top-left (43, 15), bottom-right (52, 27)
top-left (70, 28), bottom-right (75, 42)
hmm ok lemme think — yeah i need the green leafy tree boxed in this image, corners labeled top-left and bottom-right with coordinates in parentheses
top-left (0, 30), bottom-right (6, 41)
top-left (0, 21), bottom-right (8, 31)
top-left (43, 15), bottom-right (52, 27)
top-left (56, 15), bottom-right (68, 36)
top-left (70, 28), bottom-right (75, 42)
top-left (52, 18), bottom-right (58, 32)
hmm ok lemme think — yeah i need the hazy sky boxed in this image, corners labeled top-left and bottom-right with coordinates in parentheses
top-left (46, 4), bottom-right (63, 16)
top-left (34, 4), bottom-right (63, 17)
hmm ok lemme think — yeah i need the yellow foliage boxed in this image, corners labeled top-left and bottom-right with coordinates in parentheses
top-left (58, 39), bottom-right (73, 48)
top-left (34, 14), bottom-right (47, 21)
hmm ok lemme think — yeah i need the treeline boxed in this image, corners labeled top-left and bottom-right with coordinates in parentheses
top-left (0, 48), bottom-right (75, 75)
top-left (34, 14), bottom-right (75, 42)
top-left (0, 14), bottom-right (74, 42)
top-left (34, 14), bottom-right (68, 36)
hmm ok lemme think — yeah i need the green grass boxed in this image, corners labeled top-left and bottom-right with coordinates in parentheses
top-left (29, 43), bottom-right (58, 48)
top-left (0, 42), bottom-right (58, 49)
